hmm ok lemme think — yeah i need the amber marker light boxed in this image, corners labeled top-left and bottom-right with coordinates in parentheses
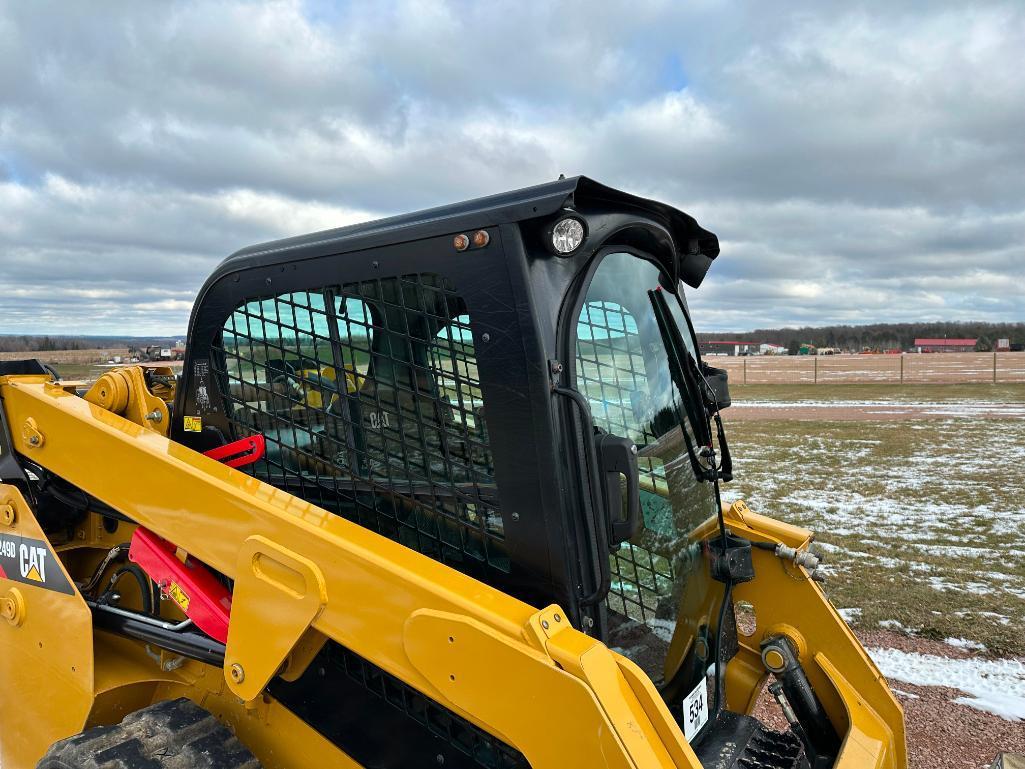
top-left (472, 230), bottom-right (490, 248)
top-left (453, 233), bottom-right (470, 251)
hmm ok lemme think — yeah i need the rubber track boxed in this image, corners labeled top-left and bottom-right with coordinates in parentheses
top-left (36, 698), bottom-right (262, 769)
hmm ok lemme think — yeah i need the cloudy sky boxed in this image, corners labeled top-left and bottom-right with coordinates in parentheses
top-left (1, 0), bottom-right (1023, 335)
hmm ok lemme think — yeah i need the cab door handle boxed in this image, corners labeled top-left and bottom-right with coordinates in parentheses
top-left (597, 433), bottom-right (641, 546)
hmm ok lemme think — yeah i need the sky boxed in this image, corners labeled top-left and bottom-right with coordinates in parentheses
top-left (1, 0), bottom-right (1023, 335)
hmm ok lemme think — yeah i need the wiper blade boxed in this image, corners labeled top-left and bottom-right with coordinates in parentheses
top-left (647, 288), bottom-right (715, 482)
top-left (682, 347), bottom-right (734, 483)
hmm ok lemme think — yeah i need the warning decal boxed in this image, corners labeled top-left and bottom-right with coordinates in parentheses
top-left (183, 416), bottom-right (202, 432)
top-left (0, 533), bottom-right (75, 595)
top-left (167, 581), bottom-right (191, 612)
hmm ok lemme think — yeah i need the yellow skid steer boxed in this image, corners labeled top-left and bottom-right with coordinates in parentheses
top-left (0, 177), bottom-right (905, 769)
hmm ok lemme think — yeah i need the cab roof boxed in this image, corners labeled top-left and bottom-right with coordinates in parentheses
top-left (216, 176), bottom-right (719, 285)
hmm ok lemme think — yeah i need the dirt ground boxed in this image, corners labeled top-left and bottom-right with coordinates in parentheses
top-left (726, 401), bottom-right (1025, 421)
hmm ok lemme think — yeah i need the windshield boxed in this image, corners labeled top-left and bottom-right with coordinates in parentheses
top-left (574, 250), bottom-right (717, 678)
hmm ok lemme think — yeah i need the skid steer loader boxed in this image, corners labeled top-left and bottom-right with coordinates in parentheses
top-left (0, 177), bottom-right (906, 769)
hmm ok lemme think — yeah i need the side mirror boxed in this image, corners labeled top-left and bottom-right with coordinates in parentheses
top-left (596, 431), bottom-right (642, 545)
top-left (699, 363), bottom-right (731, 412)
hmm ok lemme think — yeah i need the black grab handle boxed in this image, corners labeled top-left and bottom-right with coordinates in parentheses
top-left (597, 432), bottom-right (642, 546)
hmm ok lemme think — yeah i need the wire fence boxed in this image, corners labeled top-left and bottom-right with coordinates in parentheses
top-left (710, 352), bottom-right (1025, 385)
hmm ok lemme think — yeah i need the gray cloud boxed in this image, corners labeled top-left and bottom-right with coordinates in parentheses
top-left (0, 0), bottom-right (1023, 334)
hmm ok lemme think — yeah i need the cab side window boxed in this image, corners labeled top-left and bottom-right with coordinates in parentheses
top-left (219, 290), bottom-right (370, 468)
top-left (215, 273), bottom-right (506, 575)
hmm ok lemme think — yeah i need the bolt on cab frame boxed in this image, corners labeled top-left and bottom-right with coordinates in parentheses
top-left (0, 177), bottom-right (905, 769)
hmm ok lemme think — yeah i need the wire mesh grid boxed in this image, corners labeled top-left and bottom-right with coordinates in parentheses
top-left (214, 273), bottom-right (507, 576)
top-left (336, 645), bottom-right (529, 769)
top-left (576, 300), bottom-right (675, 623)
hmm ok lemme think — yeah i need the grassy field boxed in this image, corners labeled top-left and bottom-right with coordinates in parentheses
top-left (50, 362), bottom-right (103, 381)
top-left (722, 383), bottom-right (1025, 656)
top-left (728, 382), bottom-right (1025, 403)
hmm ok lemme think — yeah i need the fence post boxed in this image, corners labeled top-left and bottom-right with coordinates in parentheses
top-left (900, 354), bottom-right (904, 384)
top-left (743, 357), bottom-right (747, 384)
top-left (994, 351), bottom-right (998, 383)
top-left (814, 356), bottom-right (818, 384)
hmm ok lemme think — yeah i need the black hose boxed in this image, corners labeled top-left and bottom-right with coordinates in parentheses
top-left (103, 564), bottom-right (153, 614)
top-left (81, 543), bottom-right (130, 594)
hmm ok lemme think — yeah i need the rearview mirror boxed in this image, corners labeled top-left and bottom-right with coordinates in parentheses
top-left (699, 363), bottom-right (731, 411)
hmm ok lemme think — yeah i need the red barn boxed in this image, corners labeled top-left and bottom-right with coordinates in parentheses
top-left (914, 338), bottom-right (977, 353)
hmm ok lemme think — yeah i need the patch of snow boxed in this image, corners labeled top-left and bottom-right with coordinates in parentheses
top-left (975, 611), bottom-right (1012, 626)
top-left (944, 637), bottom-right (987, 652)
top-left (909, 543), bottom-right (997, 559)
top-left (878, 619), bottom-right (918, 632)
top-left (838, 608), bottom-right (862, 625)
top-left (868, 647), bottom-right (1025, 722)
top-left (645, 618), bottom-right (676, 643)
top-left (892, 689), bottom-right (920, 699)
top-left (928, 576), bottom-right (1025, 600)
top-left (731, 398), bottom-right (1025, 419)
top-left (611, 644), bottom-right (648, 662)
top-left (951, 693), bottom-right (1025, 721)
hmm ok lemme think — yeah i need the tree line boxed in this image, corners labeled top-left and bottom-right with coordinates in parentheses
top-left (0, 335), bottom-right (181, 353)
top-left (698, 321), bottom-right (1025, 353)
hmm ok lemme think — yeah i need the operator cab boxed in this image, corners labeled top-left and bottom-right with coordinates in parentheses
top-left (175, 177), bottom-right (777, 761)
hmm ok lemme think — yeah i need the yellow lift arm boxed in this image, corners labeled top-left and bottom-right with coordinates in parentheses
top-left (0, 375), bottom-right (694, 768)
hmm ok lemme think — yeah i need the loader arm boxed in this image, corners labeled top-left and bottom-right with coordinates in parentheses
top-left (0, 375), bottom-right (696, 769)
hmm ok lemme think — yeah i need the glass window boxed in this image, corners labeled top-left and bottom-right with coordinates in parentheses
top-left (575, 252), bottom-right (715, 624)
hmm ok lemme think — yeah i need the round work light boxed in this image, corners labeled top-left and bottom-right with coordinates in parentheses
top-left (550, 217), bottom-right (585, 254)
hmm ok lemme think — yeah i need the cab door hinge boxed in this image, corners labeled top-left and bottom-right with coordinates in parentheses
top-left (548, 359), bottom-right (564, 391)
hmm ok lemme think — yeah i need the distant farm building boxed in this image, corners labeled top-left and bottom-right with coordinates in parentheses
top-left (760, 343), bottom-right (788, 355)
top-left (798, 343), bottom-right (817, 355)
top-left (700, 340), bottom-right (759, 356)
top-left (914, 338), bottom-right (977, 353)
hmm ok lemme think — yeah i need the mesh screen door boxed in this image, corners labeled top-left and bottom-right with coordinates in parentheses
top-left (572, 251), bottom-right (716, 626)
top-left (215, 273), bottom-right (508, 578)
top-left (576, 298), bottom-right (676, 622)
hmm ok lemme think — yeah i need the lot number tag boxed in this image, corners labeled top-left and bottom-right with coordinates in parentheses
top-left (682, 679), bottom-right (709, 742)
